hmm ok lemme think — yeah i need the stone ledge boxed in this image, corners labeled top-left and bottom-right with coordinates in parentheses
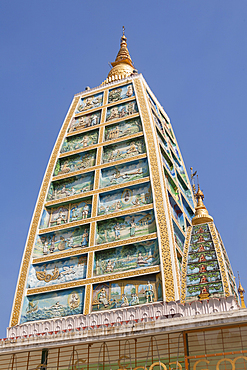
top-left (2, 296), bottom-right (240, 348)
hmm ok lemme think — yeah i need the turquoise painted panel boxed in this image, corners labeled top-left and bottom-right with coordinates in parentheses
top-left (177, 173), bottom-right (193, 207)
top-left (164, 168), bottom-right (180, 204)
top-left (27, 255), bottom-right (87, 288)
top-left (102, 138), bottom-right (145, 164)
top-left (98, 182), bottom-right (152, 216)
top-left (106, 101), bottom-right (138, 122)
top-left (108, 83), bottom-right (134, 103)
top-left (20, 287), bottom-right (85, 323)
top-left (159, 111), bottom-right (175, 141)
top-left (104, 117), bottom-right (142, 141)
top-left (96, 210), bottom-right (156, 245)
top-left (76, 92), bottom-right (103, 113)
top-left (34, 225), bottom-right (90, 258)
top-left (181, 195), bottom-right (194, 223)
top-left (46, 172), bottom-right (94, 201)
top-left (68, 110), bottom-right (101, 133)
top-left (100, 158), bottom-right (149, 188)
top-left (39, 198), bottom-right (92, 230)
top-left (147, 91), bottom-right (159, 115)
top-left (168, 193), bottom-right (185, 232)
top-left (171, 151), bottom-right (187, 183)
top-left (160, 146), bottom-right (175, 177)
top-left (61, 129), bottom-right (98, 153)
top-left (156, 127), bottom-right (169, 152)
top-left (69, 198), bottom-right (92, 222)
top-left (54, 149), bottom-right (96, 176)
top-left (93, 239), bottom-right (159, 276)
top-left (172, 220), bottom-right (185, 251)
top-left (92, 274), bottom-right (162, 312)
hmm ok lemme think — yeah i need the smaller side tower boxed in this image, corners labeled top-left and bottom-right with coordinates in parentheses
top-left (181, 185), bottom-right (239, 303)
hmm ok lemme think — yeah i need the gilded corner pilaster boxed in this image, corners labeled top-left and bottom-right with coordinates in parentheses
top-left (134, 77), bottom-right (176, 301)
top-left (10, 96), bottom-right (80, 327)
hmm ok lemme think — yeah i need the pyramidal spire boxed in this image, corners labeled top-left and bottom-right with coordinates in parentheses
top-left (111, 26), bottom-right (134, 68)
top-left (192, 185), bottom-right (214, 225)
top-left (103, 27), bottom-right (136, 84)
top-left (181, 182), bottom-right (239, 303)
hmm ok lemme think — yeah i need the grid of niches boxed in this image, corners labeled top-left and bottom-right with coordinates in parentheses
top-left (145, 87), bottom-right (195, 259)
top-left (25, 81), bottom-right (161, 312)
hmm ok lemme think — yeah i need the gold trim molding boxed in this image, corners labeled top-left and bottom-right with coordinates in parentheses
top-left (134, 78), bottom-right (175, 301)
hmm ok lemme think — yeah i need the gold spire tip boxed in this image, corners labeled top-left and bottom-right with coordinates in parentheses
top-left (192, 184), bottom-right (214, 226)
top-left (105, 27), bottom-right (135, 82)
top-left (238, 272), bottom-right (246, 308)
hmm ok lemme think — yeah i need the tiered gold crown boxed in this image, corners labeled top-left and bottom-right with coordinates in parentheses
top-left (192, 185), bottom-right (214, 225)
top-left (102, 27), bottom-right (136, 85)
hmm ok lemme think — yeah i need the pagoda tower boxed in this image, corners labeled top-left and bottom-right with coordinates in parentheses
top-left (9, 30), bottom-right (238, 331)
top-left (181, 186), bottom-right (239, 303)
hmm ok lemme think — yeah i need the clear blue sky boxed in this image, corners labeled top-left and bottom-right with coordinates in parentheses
top-left (1, 1), bottom-right (247, 338)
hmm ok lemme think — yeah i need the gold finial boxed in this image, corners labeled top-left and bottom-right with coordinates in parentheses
top-left (192, 184), bottom-right (214, 225)
top-left (106, 28), bottom-right (135, 81)
top-left (238, 272), bottom-right (246, 308)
